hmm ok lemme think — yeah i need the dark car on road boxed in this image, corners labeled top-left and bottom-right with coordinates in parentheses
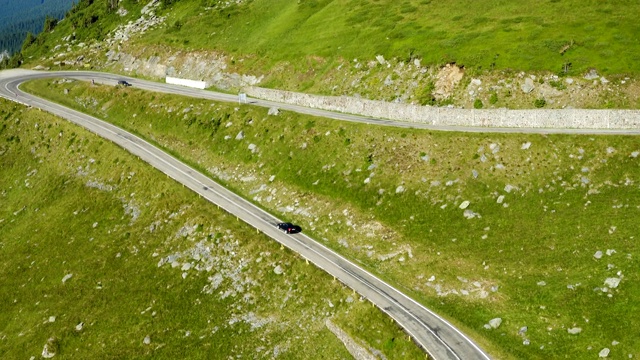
top-left (117, 80), bottom-right (131, 87)
top-left (277, 222), bottom-right (302, 234)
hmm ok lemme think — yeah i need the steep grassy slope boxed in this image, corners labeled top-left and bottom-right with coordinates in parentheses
top-left (19, 0), bottom-right (640, 109)
top-left (23, 78), bottom-right (640, 359)
top-left (143, 0), bottom-right (640, 75)
top-left (0, 98), bottom-right (423, 359)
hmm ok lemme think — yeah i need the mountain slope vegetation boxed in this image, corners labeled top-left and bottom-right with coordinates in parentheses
top-left (22, 77), bottom-right (640, 359)
top-left (0, 97), bottom-right (423, 359)
top-left (16, 0), bottom-right (640, 109)
top-left (0, 0), bottom-right (75, 55)
top-left (4, 0), bottom-right (640, 358)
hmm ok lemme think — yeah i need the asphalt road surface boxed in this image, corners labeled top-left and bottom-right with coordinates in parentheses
top-left (0, 69), bottom-right (508, 360)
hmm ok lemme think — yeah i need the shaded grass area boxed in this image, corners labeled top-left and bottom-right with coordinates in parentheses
top-left (0, 98), bottom-right (424, 359)
top-left (22, 79), bottom-right (640, 359)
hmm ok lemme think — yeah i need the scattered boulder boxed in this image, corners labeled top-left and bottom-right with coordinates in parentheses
top-left (463, 209), bottom-right (480, 219)
top-left (594, 250), bottom-right (603, 259)
top-left (268, 107), bottom-right (279, 116)
top-left (42, 338), bottom-right (58, 358)
top-left (459, 200), bottom-right (470, 209)
top-left (584, 69), bottom-right (599, 80)
top-left (599, 348), bottom-right (610, 358)
top-left (488, 317), bottom-right (502, 329)
top-left (62, 274), bottom-right (73, 283)
top-left (604, 278), bottom-right (621, 289)
top-left (273, 265), bottom-right (284, 275)
top-left (521, 78), bottom-right (535, 93)
top-left (235, 131), bottom-right (244, 140)
top-left (143, 335), bottom-right (151, 345)
top-left (567, 327), bottom-right (582, 335)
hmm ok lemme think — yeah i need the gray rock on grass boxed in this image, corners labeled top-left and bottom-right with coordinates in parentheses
top-left (521, 78), bottom-right (535, 93)
top-left (274, 265), bottom-right (284, 275)
top-left (488, 317), bottom-right (502, 329)
top-left (604, 277), bottom-right (621, 289)
top-left (567, 327), bottom-right (582, 334)
top-left (584, 69), bottom-right (599, 80)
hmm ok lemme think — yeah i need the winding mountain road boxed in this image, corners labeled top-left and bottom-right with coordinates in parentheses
top-left (0, 69), bottom-right (556, 360)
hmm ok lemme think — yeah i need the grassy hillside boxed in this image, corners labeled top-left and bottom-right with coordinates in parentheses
top-left (32, 0), bottom-right (639, 75)
top-left (0, 98), bottom-right (423, 359)
top-left (149, 0), bottom-right (640, 75)
top-left (17, 0), bottom-right (640, 109)
top-left (23, 78), bottom-right (640, 359)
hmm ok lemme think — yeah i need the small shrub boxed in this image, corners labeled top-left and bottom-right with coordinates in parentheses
top-left (417, 81), bottom-right (436, 106)
top-left (549, 80), bottom-right (566, 90)
top-left (534, 98), bottom-right (547, 108)
top-left (473, 99), bottom-right (483, 109)
top-left (489, 92), bottom-right (498, 104)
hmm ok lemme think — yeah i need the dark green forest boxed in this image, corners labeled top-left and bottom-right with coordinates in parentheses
top-left (0, 0), bottom-right (76, 57)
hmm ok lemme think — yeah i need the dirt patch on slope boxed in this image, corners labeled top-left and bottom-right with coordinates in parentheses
top-left (434, 63), bottom-right (465, 100)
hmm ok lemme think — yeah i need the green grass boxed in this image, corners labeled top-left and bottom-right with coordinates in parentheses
top-left (0, 98), bottom-right (424, 359)
top-left (136, 0), bottom-right (640, 75)
top-left (21, 78), bottom-right (640, 359)
top-left (21, 0), bottom-right (640, 77)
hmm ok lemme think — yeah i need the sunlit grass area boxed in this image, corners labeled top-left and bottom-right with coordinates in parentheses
top-left (21, 78), bottom-right (640, 359)
top-left (0, 97), bottom-right (423, 359)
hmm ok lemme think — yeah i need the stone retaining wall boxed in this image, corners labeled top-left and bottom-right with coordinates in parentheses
top-left (246, 87), bottom-right (640, 129)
